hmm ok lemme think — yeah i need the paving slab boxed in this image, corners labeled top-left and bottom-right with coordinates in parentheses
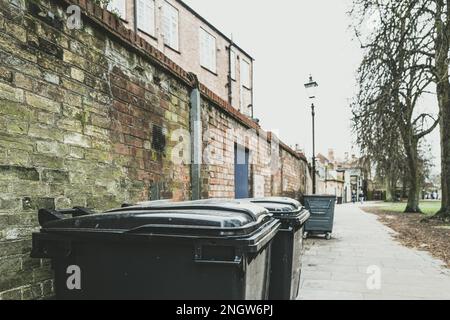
top-left (298, 203), bottom-right (450, 300)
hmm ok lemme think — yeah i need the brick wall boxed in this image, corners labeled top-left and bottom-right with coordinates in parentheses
top-left (0, 0), bottom-right (310, 299)
top-left (200, 99), bottom-right (310, 199)
top-left (0, 0), bottom-right (192, 299)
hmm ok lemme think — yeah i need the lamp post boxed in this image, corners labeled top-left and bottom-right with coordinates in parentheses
top-left (304, 75), bottom-right (319, 194)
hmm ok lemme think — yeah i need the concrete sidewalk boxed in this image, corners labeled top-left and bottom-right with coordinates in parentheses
top-left (298, 203), bottom-right (450, 300)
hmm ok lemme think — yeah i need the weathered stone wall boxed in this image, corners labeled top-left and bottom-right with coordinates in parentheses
top-left (0, 0), bottom-right (310, 299)
top-left (0, 0), bottom-right (191, 299)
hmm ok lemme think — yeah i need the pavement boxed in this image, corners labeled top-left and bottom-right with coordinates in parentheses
top-left (298, 202), bottom-right (450, 300)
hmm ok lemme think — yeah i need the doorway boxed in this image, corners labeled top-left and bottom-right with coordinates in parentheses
top-left (234, 143), bottom-right (250, 199)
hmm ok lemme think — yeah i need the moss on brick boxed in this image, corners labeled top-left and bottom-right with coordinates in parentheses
top-left (0, 198), bottom-right (21, 210)
top-left (0, 270), bottom-right (34, 293)
top-left (0, 165), bottom-right (39, 181)
top-left (0, 287), bottom-right (22, 300)
top-left (22, 197), bottom-right (55, 211)
top-left (32, 266), bottom-right (53, 283)
top-left (41, 169), bottom-right (69, 183)
top-left (0, 82), bottom-right (24, 102)
top-left (21, 284), bottom-right (43, 300)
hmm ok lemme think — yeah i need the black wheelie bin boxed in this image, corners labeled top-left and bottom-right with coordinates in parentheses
top-left (184, 198), bottom-right (310, 300)
top-left (31, 202), bottom-right (281, 300)
top-left (303, 195), bottom-right (337, 240)
top-left (246, 197), bottom-right (310, 300)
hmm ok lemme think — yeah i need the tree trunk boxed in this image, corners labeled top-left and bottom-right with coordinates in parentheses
top-left (404, 138), bottom-right (422, 213)
top-left (385, 176), bottom-right (396, 202)
top-left (389, 170), bottom-right (399, 202)
top-left (405, 170), bottom-right (421, 213)
top-left (436, 84), bottom-right (450, 218)
top-left (434, 1), bottom-right (450, 219)
top-left (401, 169), bottom-right (408, 199)
top-left (390, 180), bottom-right (398, 202)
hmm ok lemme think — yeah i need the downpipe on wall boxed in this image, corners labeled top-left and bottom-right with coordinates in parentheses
top-left (188, 73), bottom-right (202, 200)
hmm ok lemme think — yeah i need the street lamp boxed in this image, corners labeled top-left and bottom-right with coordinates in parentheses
top-left (304, 75), bottom-right (319, 194)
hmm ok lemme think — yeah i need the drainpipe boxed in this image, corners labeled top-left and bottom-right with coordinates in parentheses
top-left (250, 59), bottom-right (254, 113)
top-left (188, 73), bottom-right (202, 200)
top-left (248, 104), bottom-right (254, 119)
top-left (133, 0), bottom-right (138, 31)
top-left (227, 37), bottom-right (234, 105)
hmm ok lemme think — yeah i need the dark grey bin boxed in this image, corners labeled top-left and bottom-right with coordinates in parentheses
top-left (245, 197), bottom-right (310, 300)
top-left (186, 198), bottom-right (310, 300)
top-left (303, 195), bottom-right (336, 240)
top-left (31, 202), bottom-right (280, 300)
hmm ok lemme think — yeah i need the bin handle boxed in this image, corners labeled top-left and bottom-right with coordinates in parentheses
top-left (194, 256), bottom-right (243, 266)
top-left (38, 207), bottom-right (94, 227)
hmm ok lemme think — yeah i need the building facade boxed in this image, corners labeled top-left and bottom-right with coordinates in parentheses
top-left (313, 149), bottom-right (373, 203)
top-left (336, 153), bottom-right (369, 203)
top-left (315, 153), bottom-right (345, 199)
top-left (107, 0), bottom-right (254, 116)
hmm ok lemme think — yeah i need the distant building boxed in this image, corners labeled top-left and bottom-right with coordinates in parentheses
top-left (107, 0), bottom-right (254, 116)
top-left (315, 149), bottom-right (371, 203)
top-left (335, 153), bottom-right (370, 203)
top-left (315, 152), bottom-right (345, 200)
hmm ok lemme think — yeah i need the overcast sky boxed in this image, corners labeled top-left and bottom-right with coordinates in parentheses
top-left (184, 0), bottom-right (441, 172)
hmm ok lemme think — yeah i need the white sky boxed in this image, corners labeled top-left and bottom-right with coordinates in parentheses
top-left (184, 0), bottom-right (441, 172)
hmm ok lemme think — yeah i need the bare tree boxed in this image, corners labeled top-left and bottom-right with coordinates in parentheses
top-left (387, 0), bottom-right (450, 219)
top-left (351, 0), bottom-right (440, 212)
top-left (352, 87), bottom-right (407, 202)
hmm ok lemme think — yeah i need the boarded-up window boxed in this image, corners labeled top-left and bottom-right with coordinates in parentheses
top-left (137, 0), bottom-right (155, 36)
top-left (199, 28), bottom-right (216, 73)
top-left (230, 50), bottom-right (236, 80)
top-left (162, 2), bottom-right (179, 51)
top-left (240, 59), bottom-right (251, 88)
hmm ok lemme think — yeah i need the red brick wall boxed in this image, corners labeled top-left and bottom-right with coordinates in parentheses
top-left (201, 99), bottom-right (309, 199)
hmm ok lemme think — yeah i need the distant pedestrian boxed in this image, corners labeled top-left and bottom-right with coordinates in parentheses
top-left (359, 192), bottom-right (365, 204)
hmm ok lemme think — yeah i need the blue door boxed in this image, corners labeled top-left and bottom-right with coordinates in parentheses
top-left (234, 144), bottom-right (249, 199)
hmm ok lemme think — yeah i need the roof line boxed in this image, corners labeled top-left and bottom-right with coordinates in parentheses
top-left (175, 0), bottom-right (255, 61)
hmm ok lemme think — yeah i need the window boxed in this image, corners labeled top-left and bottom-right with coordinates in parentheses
top-left (137, 0), bottom-right (155, 36)
top-left (230, 50), bottom-right (236, 80)
top-left (240, 59), bottom-right (251, 88)
top-left (107, 0), bottom-right (126, 19)
top-left (162, 2), bottom-right (179, 51)
top-left (199, 28), bottom-right (216, 73)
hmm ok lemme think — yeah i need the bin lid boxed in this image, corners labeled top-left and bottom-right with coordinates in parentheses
top-left (182, 198), bottom-right (309, 224)
top-left (243, 197), bottom-right (310, 225)
top-left (303, 194), bottom-right (337, 199)
top-left (244, 197), bottom-right (302, 213)
top-left (39, 202), bottom-right (274, 238)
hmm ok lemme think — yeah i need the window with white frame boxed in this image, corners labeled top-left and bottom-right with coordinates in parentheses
top-left (230, 50), bottom-right (236, 80)
top-left (199, 28), bottom-right (216, 73)
top-left (162, 1), bottom-right (179, 51)
top-left (107, 0), bottom-right (126, 19)
top-left (137, 0), bottom-right (156, 36)
top-left (240, 59), bottom-right (251, 88)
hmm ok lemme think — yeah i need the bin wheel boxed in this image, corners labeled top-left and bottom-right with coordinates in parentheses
top-left (303, 232), bottom-right (308, 239)
top-left (325, 233), bottom-right (332, 240)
